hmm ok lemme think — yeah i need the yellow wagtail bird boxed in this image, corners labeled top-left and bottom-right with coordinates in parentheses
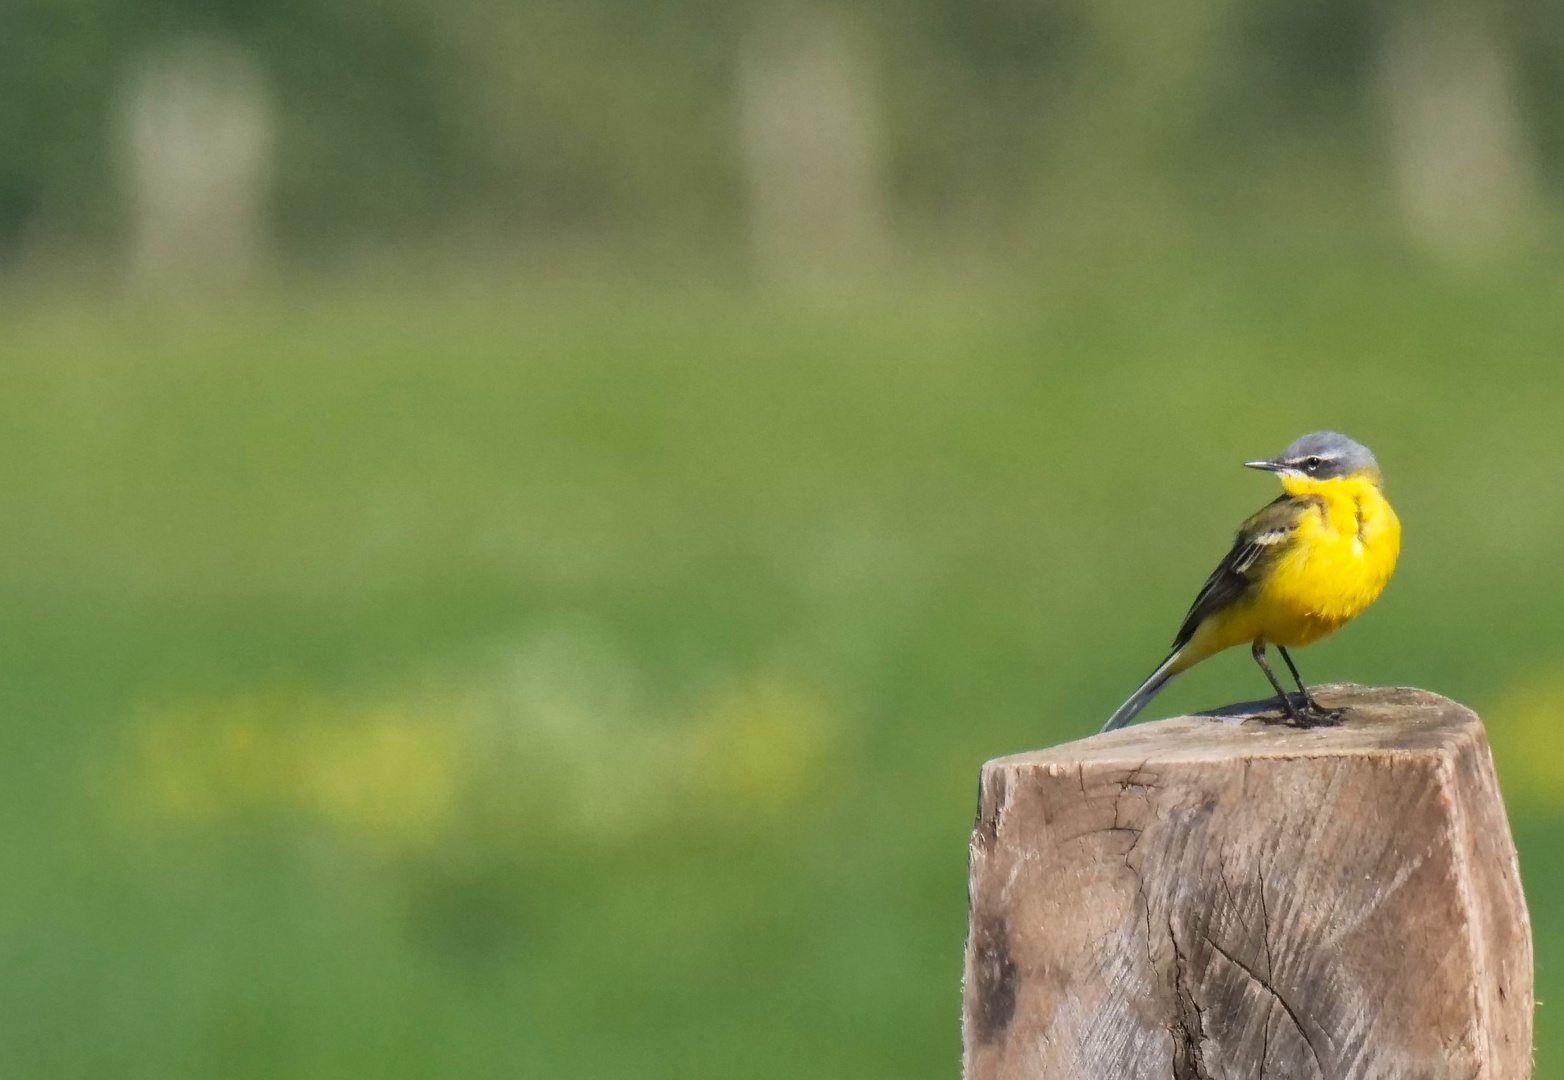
top-left (1101, 431), bottom-right (1400, 732)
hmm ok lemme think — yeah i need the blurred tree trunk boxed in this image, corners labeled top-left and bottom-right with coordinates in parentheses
top-left (737, 9), bottom-right (888, 285)
top-left (1009, 0), bottom-right (1245, 256)
top-left (119, 38), bottom-right (275, 290)
top-left (1376, 4), bottom-right (1538, 260)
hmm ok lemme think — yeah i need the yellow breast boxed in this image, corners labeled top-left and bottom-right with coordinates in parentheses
top-left (1255, 474), bottom-right (1401, 647)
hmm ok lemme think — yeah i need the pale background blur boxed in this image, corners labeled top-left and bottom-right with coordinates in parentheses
top-left (5, 1), bottom-right (1564, 1076)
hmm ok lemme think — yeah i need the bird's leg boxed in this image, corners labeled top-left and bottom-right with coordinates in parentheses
top-left (1250, 641), bottom-right (1305, 724)
top-left (1277, 646), bottom-right (1346, 726)
top-left (1275, 645), bottom-right (1310, 700)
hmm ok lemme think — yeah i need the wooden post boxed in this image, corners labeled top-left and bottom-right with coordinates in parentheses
top-left (962, 684), bottom-right (1533, 1080)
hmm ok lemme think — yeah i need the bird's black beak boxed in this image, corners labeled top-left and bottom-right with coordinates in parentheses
top-left (1244, 458), bottom-right (1286, 472)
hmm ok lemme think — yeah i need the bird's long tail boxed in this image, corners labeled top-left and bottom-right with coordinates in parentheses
top-left (1100, 648), bottom-right (1185, 733)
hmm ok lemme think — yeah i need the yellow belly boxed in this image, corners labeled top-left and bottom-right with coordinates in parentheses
top-left (1184, 476), bottom-right (1400, 660)
top-left (1248, 520), bottom-right (1397, 646)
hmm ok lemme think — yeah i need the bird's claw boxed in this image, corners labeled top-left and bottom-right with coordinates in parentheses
top-left (1293, 701), bottom-right (1347, 729)
top-left (1271, 692), bottom-right (1347, 728)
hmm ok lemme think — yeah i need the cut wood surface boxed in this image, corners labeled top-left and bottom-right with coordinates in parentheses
top-left (962, 683), bottom-right (1533, 1080)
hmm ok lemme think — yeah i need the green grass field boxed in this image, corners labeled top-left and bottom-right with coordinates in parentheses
top-left (1, 249), bottom-right (1561, 1076)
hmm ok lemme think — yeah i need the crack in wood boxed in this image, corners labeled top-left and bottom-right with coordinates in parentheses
top-left (1200, 929), bottom-right (1324, 1077)
top-left (1169, 919), bottom-right (1213, 1080)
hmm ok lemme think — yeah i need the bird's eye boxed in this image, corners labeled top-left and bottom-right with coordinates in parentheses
top-left (1305, 456), bottom-right (1321, 471)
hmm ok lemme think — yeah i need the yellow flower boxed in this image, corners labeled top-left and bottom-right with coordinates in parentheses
top-left (684, 678), bottom-right (835, 813)
top-left (127, 688), bottom-right (461, 849)
top-left (1484, 670), bottom-right (1564, 810)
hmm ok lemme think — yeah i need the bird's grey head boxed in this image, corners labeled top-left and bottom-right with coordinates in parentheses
top-left (1245, 431), bottom-right (1380, 483)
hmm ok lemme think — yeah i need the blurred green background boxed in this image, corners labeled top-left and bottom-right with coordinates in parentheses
top-left (6, 0), bottom-right (1564, 1075)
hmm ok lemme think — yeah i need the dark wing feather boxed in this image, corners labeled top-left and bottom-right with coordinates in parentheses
top-left (1172, 494), bottom-right (1317, 648)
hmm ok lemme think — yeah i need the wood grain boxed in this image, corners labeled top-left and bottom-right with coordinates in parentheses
top-left (962, 684), bottom-right (1533, 1080)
